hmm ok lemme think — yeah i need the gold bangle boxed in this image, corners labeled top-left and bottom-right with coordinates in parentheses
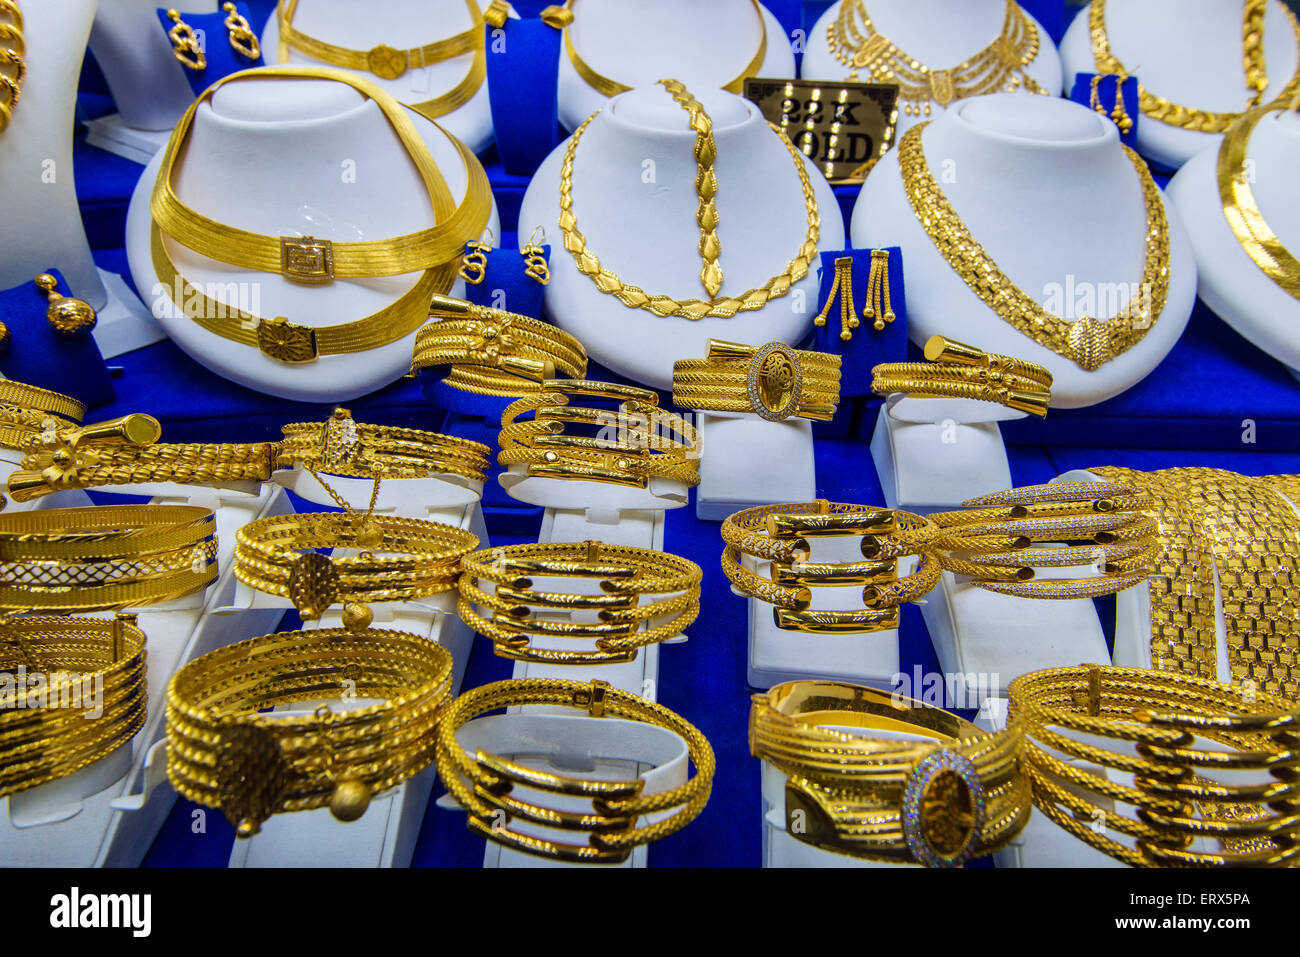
top-left (872, 335), bottom-right (1052, 416)
top-left (673, 339), bottom-right (841, 422)
top-left (436, 677), bottom-right (714, 863)
top-left (0, 505), bottom-right (218, 612)
top-left (0, 379), bottom-right (84, 454)
top-left (1008, 664), bottom-right (1300, 867)
top-left (278, 406), bottom-right (492, 484)
top-left (0, 613), bottom-right (146, 799)
top-left (166, 626), bottom-right (454, 837)
top-left (750, 681), bottom-right (1031, 866)
top-left (458, 541), bottom-right (701, 664)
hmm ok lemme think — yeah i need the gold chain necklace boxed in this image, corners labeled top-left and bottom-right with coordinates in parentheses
top-left (827, 0), bottom-right (1046, 117)
top-left (1218, 105), bottom-right (1300, 302)
top-left (898, 123), bottom-right (1170, 371)
top-left (0, 0), bottom-right (22, 134)
top-left (1091, 0), bottom-right (1300, 133)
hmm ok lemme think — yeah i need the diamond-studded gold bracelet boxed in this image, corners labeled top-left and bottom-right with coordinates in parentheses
top-left (673, 339), bottom-right (841, 422)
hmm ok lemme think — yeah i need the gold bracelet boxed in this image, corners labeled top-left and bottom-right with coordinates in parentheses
top-left (750, 681), bottom-right (1031, 866)
top-left (673, 339), bottom-right (841, 422)
top-left (0, 613), bottom-right (146, 798)
top-left (722, 502), bottom-right (940, 633)
top-left (1008, 664), bottom-right (1300, 867)
top-left (166, 626), bottom-right (453, 837)
top-left (0, 505), bottom-right (218, 612)
top-left (278, 406), bottom-right (491, 484)
top-left (233, 512), bottom-right (479, 622)
top-left (872, 335), bottom-right (1052, 416)
top-left (0, 379), bottom-right (84, 454)
top-left (412, 295), bottom-right (589, 396)
top-left (458, 541), bottom-right (701, 664)
top-left (436, 677), bottom-right (714, 863)
top-left (498, 379), bottom-right (699, 489)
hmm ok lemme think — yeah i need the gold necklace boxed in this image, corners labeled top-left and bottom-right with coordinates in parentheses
top-left (827, 0), bottom-right (1046, 117)
top-left (1091, 0), bottom-right (1300, 133)
top-left (0, 0), bottom-right (22, 134)
top-left (898, 123), bottom-right (1170, 371)
top-left (1218, 106), bottom-right (1300, 302)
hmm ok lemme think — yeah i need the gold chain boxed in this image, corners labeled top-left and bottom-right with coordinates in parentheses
top-left (0, 0), bottom-right (22, 134)
top-left (658, 79), bottom-right (724, 299)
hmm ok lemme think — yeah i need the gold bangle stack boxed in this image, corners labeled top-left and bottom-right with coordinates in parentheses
top-left (278, 406), bottom-right (492, 484)
top-left (436, 678), bottom-right (715, 863)
top-left (498, 380), bottom-right (699, 489)
top-left (412, 295), bottom-right (589, 397)
top-left (233, 512), bottom-right (479, 623)
top-left (166, 626), bottom-right (454, 837)
top-left (0, 613), bottom-right (146, 799)
top-left (0, 505), bottom-right (218, 612)
top-left (458, 541), bottom-right (702, 665)
top-left (871, 335), bottom-right (1053, 416)
top-left (722, 501), bottom-right (941, 634)
top-left (1008, 664), bottom-right (1300, 867)
top-left (0, 379), bottom-right (84, 455)
top-left (673, 339), bottom-right (841, 422)
top-left (750, 681), bottom-right (1031, 867)
top-left (927, 481), bottom-right (1160, 600)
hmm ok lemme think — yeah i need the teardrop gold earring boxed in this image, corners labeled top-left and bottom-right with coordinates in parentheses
top-left (167, 9), bottom-right (207, 71)
top-left (223, 3), bottom-right (260, 61)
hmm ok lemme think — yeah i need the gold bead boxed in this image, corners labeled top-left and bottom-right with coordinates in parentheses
top-left (0, 320), bottom-right (11, 357)
top-left (329, 779), bottom-right (372, 822)
top-left (341, 601), bottom-right (373, 633)
top-left (236, 818), bottom-right (259, 838)
top-left (36, 273), bottom-right (97, 337)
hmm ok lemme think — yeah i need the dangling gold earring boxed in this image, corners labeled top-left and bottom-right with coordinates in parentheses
top-left (521, 227), bottom-right (551, 286)
top-left (223, 3), bottom-right (260, 61)
top-left (167, 9), bottom-right (207, 71)
top-left (36, 273), bottom-right (97, 336)
top-left (1110, 74), bottom-right (1133, 135)
top-left (813, 256), bottom-right (859, 341)
top-left (458, 229), bottom-right (493, 285)
top-left (862, 250), bottom-right (895, 332)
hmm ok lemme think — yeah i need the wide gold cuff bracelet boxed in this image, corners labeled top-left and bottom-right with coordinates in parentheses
top-left (278, 406), bottom-right (492, 484)
top-left (0, 380), bottom-right (85, 455)
top-left (498, 379), bottom-right (700, 488)
top-left (722, 501), bottom-right (941, 633)
top-left (0, 505), bottom-right (218, 612)
top-left (166, 626), bottom-right (454, 837)
top-left (458, 541), bottom-right (702, 664)
top-left (750, 681), bottom-right (1031, 867)
top-left (1008, 665), bottom-right (1300, 867)
top-left (673, 339), bottom-right (841, 421)
top-left (871, 335), bottom-right (1053, 416)
top-left (0, 613), bottom-right (147, 798)
top-left (436, 678), bottom-right (715, 863)
top-left (411, 295), bottom-right (588, 396)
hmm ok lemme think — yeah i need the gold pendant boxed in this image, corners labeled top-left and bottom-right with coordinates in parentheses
top-left (367, 44), bottom-right (408, 80)
top-left (257, 316), bottom-right (319, 363)
top-left (288, 552), bottom-right (339, 619)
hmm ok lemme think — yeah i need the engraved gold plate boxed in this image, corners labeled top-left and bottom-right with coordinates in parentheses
top-left (257, 316), bottom-right (319, 363)
top-left (216, 724), bottom-right (288, 837)
top-left (279, 235), bottom-right (335, 283)
top-left (747, 342), bottom-right (803, 422)
top-left (288, 551), bottom-right (339, 619)
top-left (366, 43), bottom-right (408, 79)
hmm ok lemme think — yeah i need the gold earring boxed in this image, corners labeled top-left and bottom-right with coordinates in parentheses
top-left (458, 229), bottom-right (493, 285)
top-left (36, 273), bottom-right (97, 336)
top-left (862, 250), bottom-right (895, 332)
top-left (167, 9), bottom-right (206, 71)
top-left (1110, 74), bottom-right (1133, 135)
top-left (813, 256), bottom-right (859, 342)
top-left (521, 227), bottom-right (550, 286)
top-left (223, 3), bottom-right (259, 61)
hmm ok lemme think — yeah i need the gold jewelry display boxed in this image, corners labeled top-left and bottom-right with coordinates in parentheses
top-left (166, 8), bottom-right (207, 72)
top-left (1008, 664), bottom-right (1300, 867)
top-left (750, 681), bottom-right (1031, 866)
top-left (672, 339), bottom-right (842, 422)
top-left (1218, 105), bottom-right (1300, 303)
top-left (457, 230), bottom-right (492, 285)
top-left (458, 541), bottom-right (702, 664)
top-left (561, 0), bottom-right (766, 98)
top-left (812, 256), bottom-right (859, 341)
top-left (722, 502), bottom-right (942, 634)
top-left (0, 613), bottom-right (147, 799)
top-left (150, 67), bottom-right (492, 364)
top-left (520, 226), bottom-right (550, 286)
top-left (1091, 0), bottom-right (1300, 133)
top-left (34, 273), bottom-right (97, 337)
top-left (827, 0), bottom-right (1047, 117)
top-left (412, 295), bottom-right (588, 397)
top-left (223, 2), bottom-right (260, 60)
top-left (871, 334), bottom-right (1053, 416)
top-left (927, 481), bottom-right (1160, 600)
top-left (166, 626), bottom-right (454, 836)
top-left (436, 677), bottom-right (715, 863)
top-left (0, 380), bottom-right (84, 455)
top-left (0, 505), bottom-right (218, 612)
top-left (1089, 72), bottom-right (1133, 134)
top-left (275, 0), bottom-right (486, 121)
top-left (0, 0), bottom-right (24, 134)
top-left (898, 123), bottom-right (1170, 371)
top-left (498, 380), bottom-right (699, 489)
top-left (278, 407), bottom-right (492, 484)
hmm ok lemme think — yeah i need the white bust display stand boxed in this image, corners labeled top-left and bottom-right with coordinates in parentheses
top-left (556, 0), bottom-right (795, 133)
top-left (799, 0), bottom-right (1063, 140)
top-left (853, 93), bottom-right (1197, 408)
top-left (125, 75), bottom-right (499, 402)
top-left (1060, 0), bottom-right (1300, 171)
top-left (262, 0), bottom-right (495, 155)
top-left (1168, 109), bottom-right (1300, 374)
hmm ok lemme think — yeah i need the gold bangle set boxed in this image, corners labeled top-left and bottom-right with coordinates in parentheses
top-left (872, 335), bottom-right (1054, 417)
top-left (0, 379), bottom-right (84, 455)
top-left (673, 339), bottom-right (842, 423)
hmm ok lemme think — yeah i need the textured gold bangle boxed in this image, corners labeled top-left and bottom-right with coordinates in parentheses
top-left (0, 505), bottom-right (218, 612)
top-left (458, 541), bottom-right (701, 664)
top-left (436, 677), bottom-right (714, 863)
top-left (166, 625), bottom-right (453, 837)
top-left (0, 612), bottom-right (146, 798)
top-left (0, 379), bottom-right (84, 454)
top-left (872, 334), bottom-right (1052, 416)
top-left (673, 339), bottom-right (841, 422)
top-left (750, 681), bottom-right (1031, 866)
top-left (1008, 664), bottom-right (1300, 867)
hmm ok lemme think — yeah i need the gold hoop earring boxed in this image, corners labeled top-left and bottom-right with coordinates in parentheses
top-left (223, 3), bottom-right (259, 61)
top-left (167, 9), bottom-right (206, 71)
top-left (521, 227), bottom-right (550, 286)
top-left (458, 229), bottom-right (493, 285)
